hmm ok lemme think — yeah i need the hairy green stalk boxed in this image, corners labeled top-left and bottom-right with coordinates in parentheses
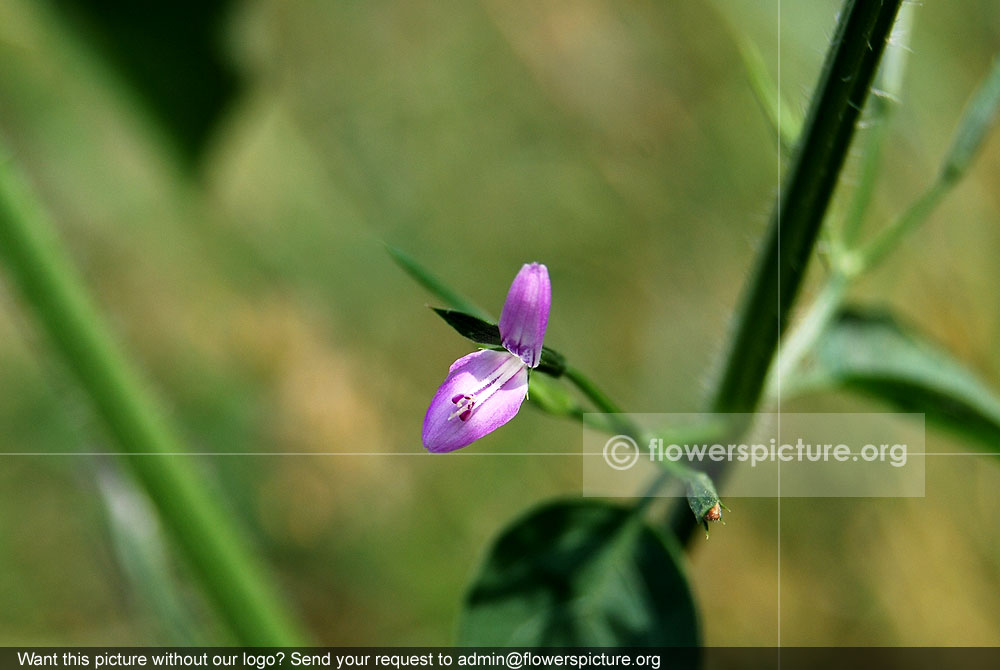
top-left (772, 27), bottom-right (1000, 412)
top-left (711, 0), bottom-right (902, 416)
top-left (767, 270), bottom-right (850, 398)
top-left (671, 0), bottom-right (903, 540)
top-left (839, 2), bottom-right (913, 247)
top-left (0, 142), bottom-right (307, 645)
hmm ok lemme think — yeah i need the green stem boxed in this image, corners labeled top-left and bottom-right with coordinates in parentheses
top-left (671, 0), bottom-right (902, 542)
top-left (859, 177), bottom-right (951, 271)
top-left (840, 99), bottom-right (893, 245)
top-left (564, 365), bottom-right (643, 439)
top-left (0, 143), bottom-right (308, 645)
top-left (766, 271), bottom-right (850, 398)
top-left (564, 366), bottom-right (624, 414)
top-left (563, 366), bottom-right (720, 500)
top-left (840, 2), bottom-right (913, 246)
top-left (710, 0), bottom-right (902, 416)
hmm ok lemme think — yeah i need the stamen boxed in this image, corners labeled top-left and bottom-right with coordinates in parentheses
top-left (445, 354), bottom-right (525, 423)
top-left (448, 395), bottom-right (474, 421)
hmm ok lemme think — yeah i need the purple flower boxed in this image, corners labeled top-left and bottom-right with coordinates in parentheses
top-left (422, 263), bottom-right (551, 452)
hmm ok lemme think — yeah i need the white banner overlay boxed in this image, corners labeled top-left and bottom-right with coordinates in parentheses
top-left (582, 413), bottom-right (925, 498)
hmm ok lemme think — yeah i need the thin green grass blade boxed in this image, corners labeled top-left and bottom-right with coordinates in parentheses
top-left (0, 141), bottom-right (308, 645)
top-left (387, 245), bottom-right (493, 320)
top-left (711, 0), bottom-right (902, 415)
top-left (861, 54), bottom-right (1000, 270)
top-left (738, 37), bottom-right (802, 157)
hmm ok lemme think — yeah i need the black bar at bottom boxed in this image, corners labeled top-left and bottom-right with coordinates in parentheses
top-left (2, 647), bottom-right (999, 670)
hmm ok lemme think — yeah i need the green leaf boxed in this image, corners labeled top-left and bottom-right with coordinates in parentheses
top-left (940, 54), bottom-right (1000, 184)
top-left (458, 500), bottom-right (700, 647)
top-left (51, 0), bottom-right (239, 164)
top-left (387, 245), bottom-right (493, 321)
top-left (431, 308), bottom-right (502, 346)
top-left (431, 308), bottom-right (567, 377)
top-left (802, 306), bottom-right (1000, 450)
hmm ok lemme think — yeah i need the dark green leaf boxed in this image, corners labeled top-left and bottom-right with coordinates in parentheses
top-left (52, 0), bottom-right (240, 165)
top-left (804, 306), bottom-right (1000, 450)
top-left (431, 308), bottom-right (567, 377)
top-left (536, 346), bottom-right (567, 378)
top-left (431, 308), bottom-right (502, 346)
top-left (459, 500), bottom-right (700, 647)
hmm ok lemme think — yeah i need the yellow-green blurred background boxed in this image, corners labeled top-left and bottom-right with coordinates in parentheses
top-left (1, 0), bottom-right (999, 646)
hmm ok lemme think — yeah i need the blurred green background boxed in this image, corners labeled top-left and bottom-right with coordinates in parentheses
top-left (1, 0), bottom-right (999, 646)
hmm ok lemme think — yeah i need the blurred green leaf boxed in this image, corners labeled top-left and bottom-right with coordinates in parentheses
top-left (388, 245), bottom-right (493, 321)
top-left (50, 0), bottom-right (240, 165)
top-left (96, 464), bottom-right (213, 645)
top-left (801, 307), bottom-right (1000, 450)
top-left (940, 54), bottom-right (1000, 184)
top-left (738, 38), bottom-right (802, 157)
top-left (458, 500), bottom-right (699, 647)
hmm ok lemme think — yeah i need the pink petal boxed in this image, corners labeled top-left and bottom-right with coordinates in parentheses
top-left (422, 349), bottom-right (529, 453)
top-left (498, 263), bottom-right (550, 368)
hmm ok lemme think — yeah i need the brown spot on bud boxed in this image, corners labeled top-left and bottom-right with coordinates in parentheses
top-left (704, 502), bottom-right (722, 523)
